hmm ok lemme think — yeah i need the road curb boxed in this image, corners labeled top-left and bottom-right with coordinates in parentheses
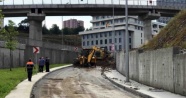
top-left (103, 73), bottom-right (153, 98)
top-left (30, 64), bottom-right (73, 98)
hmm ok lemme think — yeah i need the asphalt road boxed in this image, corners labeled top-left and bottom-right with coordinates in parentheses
top-left (31, 67), bottom-right (141, 98)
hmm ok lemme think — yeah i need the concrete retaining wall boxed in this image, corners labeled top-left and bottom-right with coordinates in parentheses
top-left (174, 54), bottom-right (186, 96)
top-left (24, 45), bottom-right (78, 66)
top-left (0, 40), bottom-right (78, 68)
top-left (0, 41), bottom-right (26, 68)
top-left (116, 47), bottom-right (186, 96)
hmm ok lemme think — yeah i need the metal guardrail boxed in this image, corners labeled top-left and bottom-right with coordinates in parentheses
top-left (0, 38), bottom-right (81, 52)
top-left (0, 0), bottom-right (185, 6)
top-left (0, 0), bottom-right (185, 10)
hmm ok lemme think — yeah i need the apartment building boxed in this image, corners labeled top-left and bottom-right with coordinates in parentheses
top-left (79, 16), bottom-right (144, 51)
top-left (63, 19), bottom-right (84, 29)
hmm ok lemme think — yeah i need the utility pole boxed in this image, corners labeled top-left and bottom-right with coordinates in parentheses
top-left (61, 16), bottom-right (64, 45)
top-left (111, 0), bottom-right (115, 52)
top-left (125, 0), bottom-right (129, 82)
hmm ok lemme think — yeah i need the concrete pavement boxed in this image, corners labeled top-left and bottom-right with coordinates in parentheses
top-left (5, 64), bottom-right (72, 98)
top-left (104, 70), bottom-right (186, 98)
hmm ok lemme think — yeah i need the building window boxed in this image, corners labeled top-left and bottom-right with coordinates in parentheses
top-left (96, 16), bottom-right (99, 20)
top-left (100, 33), bottom-right (102, 37)
top-left (135, 26), bottom-right (137, 29)
top-left (115, 46), bottom-right (117, 51)
top-left (104, 32), bottom-right (107, 37)
top-left (96, 40), bottom-right (98, 45)
top-left (109, 46), bottom-right (112, 51)
top-left (102, 21), bottom-right (105, 25)
top-left (115, 19), bottom-right (118, 23)
top-left (83, 35), bottom-right (85, 39)
top-left (141, 39), bottom-right (143, 44)
top-left (129, 45), bottom-right (132, 49)
top-left (91, 34), bottom-right (93, 38)
top-left (109, 32), bottom-right (112, 36)
top-left (119, 31), bottom-right (121, 35)
top-left (141, 33), bottom-right (142, 37)
top-left (119, 38), bottom-right (121, 43)
top-left (129, 38), bottom-right (131, 43)
top-left (91, 41), bottom-right (94, 45)
top-left (115, 38), bottom-right (117, 43)
top-left (83, 41), bottom-right (85, 46)
top-left (129, 32), bottom-right (132, 36)
top-left (120, 19), bottom-right (123, 23)
top-left (96, 22), bottom-right (99, 26)
top-left (105, 39), bottom-right (107, 44)
top-left (119, 45), bottom-right (122, 50)
top-left (100, 40), bottom-right (103, 44)
top-left (87, 35), bottom-right (89, 39)
top-left (96, 34), bottom-right (98, 38)
top-left (87, 41), bottom-right (89, 46)
top-left (109, 39), bottom-right (112, 43)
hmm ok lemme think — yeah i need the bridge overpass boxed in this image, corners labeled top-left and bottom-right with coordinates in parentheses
top-left (0, 0), bottom-right (185, 46)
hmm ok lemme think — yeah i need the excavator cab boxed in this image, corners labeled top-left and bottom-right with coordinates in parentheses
top-left (73, 46), bottom-right (111, 67)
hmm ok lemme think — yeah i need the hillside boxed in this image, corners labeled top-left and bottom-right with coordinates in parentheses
top-left (17, 33), bottom-right (81, 47)
top-left (142, 10), bottom-right (186, 50)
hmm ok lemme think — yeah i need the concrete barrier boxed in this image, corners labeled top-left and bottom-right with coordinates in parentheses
top-left (116, 47), bottom-right (186, 96)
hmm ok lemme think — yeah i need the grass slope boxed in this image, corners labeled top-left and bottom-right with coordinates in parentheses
top-left (0, 64), bottom-right (67, 98)
top-left (142, 10), bottom-right (186, 50)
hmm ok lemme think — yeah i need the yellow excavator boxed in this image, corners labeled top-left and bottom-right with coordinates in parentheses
top-left (73, 46), bottom-right (110, 67)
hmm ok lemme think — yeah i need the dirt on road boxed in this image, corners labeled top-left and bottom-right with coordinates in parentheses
top-left (31, 67), bottom-right (141, 98)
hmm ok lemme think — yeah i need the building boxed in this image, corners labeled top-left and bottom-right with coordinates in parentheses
top-left (63, 19), bottom-right (84, 29)
top-left (79, 16), bottom-right (144, 51)
top-left (79, 16), bottom-right (166, 51)
top-left (157, 0), bottom-right (186, 23)
top-left (152, 20), bottom-right (166, 37)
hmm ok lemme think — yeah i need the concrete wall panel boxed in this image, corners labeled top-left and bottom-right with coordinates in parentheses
top-left (116, 47), bottom-right (177, 95)
top-left (12, 50), bottom-right (19, 67)
top-left (174, 54), bottom-right (186, 96)
top-left (129, 50), bottom-right (139, 82)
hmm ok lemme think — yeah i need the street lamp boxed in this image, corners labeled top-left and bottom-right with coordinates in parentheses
top-left (125, 0), bottom-right (129, 82)
top-left (61, 16), bottom-right (64, 46)
top-left (111, 0), bottom-right (115, 52)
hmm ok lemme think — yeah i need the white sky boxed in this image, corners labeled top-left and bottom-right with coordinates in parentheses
top-left (4, 16), bottom-right (92, 29)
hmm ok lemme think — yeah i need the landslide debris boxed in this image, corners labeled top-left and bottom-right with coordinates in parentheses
top-left (142, 10), bottom-right (186, 50)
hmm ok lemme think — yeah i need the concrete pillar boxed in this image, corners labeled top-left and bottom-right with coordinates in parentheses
top-left (139, 11), bottom-right (160, 44)
top-left (27, 13), bottom-right (45, 46)
top-left (143, 20), bottom-right (152, 44)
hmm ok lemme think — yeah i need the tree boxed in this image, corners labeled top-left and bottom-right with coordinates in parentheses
top-left (42, 25), bottom-right (50, 34)
top-left (0, 20), bottom-right (19, 71)
top-left (50, 24), bottom-right (61, 35)
top-left (17, 18), bottom-right (29, 33)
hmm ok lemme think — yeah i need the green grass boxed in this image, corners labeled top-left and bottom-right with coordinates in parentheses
top-left (0, 64), bottom-right (68, 98)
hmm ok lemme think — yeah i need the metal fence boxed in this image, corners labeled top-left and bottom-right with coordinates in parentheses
top-left (0, 0), bottom-right (185, 9)
top-left (0, 0), bottom-right (184, 6)
top-left (17, 37), bottom-right (81, 52)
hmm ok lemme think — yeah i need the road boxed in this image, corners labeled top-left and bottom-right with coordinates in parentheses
top-left (31, 67), bottom-right (141, 98)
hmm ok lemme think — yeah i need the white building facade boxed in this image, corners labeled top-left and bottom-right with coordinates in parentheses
top-left (79, 16), bottom-right (165, 51)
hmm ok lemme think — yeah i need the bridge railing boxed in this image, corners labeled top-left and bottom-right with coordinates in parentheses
top-left (0, 0), bottom-right (185, 9)
top-left (0, 0), bottom-right (157, 6)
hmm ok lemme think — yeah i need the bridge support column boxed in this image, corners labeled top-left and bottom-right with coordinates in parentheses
top-left (139, 11), bottom-right (160, 44)
top-left (27, 13), bottom-right (45, 46)
top-left (143, 20), bottom-right (152, 44)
